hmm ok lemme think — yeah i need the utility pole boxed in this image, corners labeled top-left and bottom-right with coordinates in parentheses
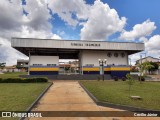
top-left (129, 58), bottom-right (131, 73)
top-left (140, 52), bottom-right (147, 74)
top-left (140, 55), bottom-right (142, 83)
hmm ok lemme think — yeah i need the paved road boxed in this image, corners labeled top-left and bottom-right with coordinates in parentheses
top-left (29, 81), bottom-right (159, 120)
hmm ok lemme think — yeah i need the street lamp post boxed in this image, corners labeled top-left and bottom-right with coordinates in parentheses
top-left (98, 59), bottom-right (107, 81)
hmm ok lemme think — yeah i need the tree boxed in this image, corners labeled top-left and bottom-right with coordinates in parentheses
top-left (64, 66), bottom-right (70, 73)
top-left (137, 61), bottom-right (154, 83)
top-left (126, 74), bottom-right (135, 96)
top-left (0, 62), bottom-right (6, 69)
top-left (148, 62), bottom-right (159, 74)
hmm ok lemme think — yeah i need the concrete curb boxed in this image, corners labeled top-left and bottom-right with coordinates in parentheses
top-left (79, 81), bottom-right (155, 112)
top-left (19, 82), bottom-right (53, 120)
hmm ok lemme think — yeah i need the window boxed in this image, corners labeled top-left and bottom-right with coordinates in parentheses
top-left (114, 53), bottom-right (118, 57)
top-left (107, 52), bottom-right (112, 57)
top-left (121, 53), bottom-right (125, 57)
top-left (86, 64), bottom-right (94, 67)
top-left (33, 64), bottom-right (42, 66)
top-left (47, 64), bottom-right (56, 66)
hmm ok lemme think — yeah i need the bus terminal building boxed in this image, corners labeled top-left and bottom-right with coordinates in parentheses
top-left (11, 38), bottom-right (144, 79)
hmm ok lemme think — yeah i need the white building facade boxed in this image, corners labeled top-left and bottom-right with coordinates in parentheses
top-left (11, 38), bottom-right (144, 78)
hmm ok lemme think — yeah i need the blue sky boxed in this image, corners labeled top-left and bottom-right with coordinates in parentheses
top-left (45, 0), bottom-right (160, 40)
top-left (106, 0), bottom-right (160, 33)
top-left (0, 0), bottom-right (160, 65)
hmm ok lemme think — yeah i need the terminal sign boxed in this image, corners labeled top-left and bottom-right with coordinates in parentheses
top-left (71, 42), bottom-right (100, 47)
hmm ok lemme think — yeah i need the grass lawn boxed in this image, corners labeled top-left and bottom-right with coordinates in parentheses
top-left (80, 80), bottom-right (160, 110)
top-left (0, 83), bottom-right (50, 111)
top-left (0, 83), bottom-right (50, 120)
top-left (0, 72), bottom-right (27, 79)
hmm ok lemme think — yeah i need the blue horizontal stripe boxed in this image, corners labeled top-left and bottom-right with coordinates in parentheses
top-left (104, 71), bottom-right (111, 74)
top-left (111, 71), bottom-right (130, 78)
top-left (83, 66), bottom-right (95, 68)
top-left (30, 71), bottom-right (58, 75)
top-left (30, 66), bottom-right (59, 68)
top-left (83, 71), bottom-right (100, 74)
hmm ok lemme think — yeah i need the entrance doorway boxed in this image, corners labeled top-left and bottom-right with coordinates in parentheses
top-left (59, 59), bottom-right (80, 75)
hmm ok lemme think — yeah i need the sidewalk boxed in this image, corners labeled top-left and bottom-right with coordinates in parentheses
top-left (29, 81), bottom-right (159, 120)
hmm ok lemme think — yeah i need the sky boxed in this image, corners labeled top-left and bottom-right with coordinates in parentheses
top-left (0, 0), bottom-right (160, 65)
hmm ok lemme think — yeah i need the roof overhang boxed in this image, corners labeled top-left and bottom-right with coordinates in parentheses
top-left (11, 38), bottom-right (145, 58)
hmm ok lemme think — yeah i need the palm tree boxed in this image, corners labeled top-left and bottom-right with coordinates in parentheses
top-left (137, 61), bottom-right (154, 83)
top-left (0, 63), bottom-right (6, 69)
top-left (0, 63), bottom-right (6, 73)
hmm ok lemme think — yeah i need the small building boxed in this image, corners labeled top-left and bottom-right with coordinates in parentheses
top-left (17, 59), bottom-right (29, 72)
top-left (136, 56), bottom-right (160, 65)
top-left (136, 56), bottom-right (160, 74)
top-left (2, 65), bottom-right (18, 72)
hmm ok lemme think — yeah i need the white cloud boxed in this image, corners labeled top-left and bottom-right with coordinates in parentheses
top-left (145, 35), bottom-right (160, 51)
top-left (120, 20), bottom-right (156, 40)
top-left (0, 37), bottom-right (27, 66)
top-left (0, 26), bottom-right (61, 66)
top-left (147, 50), bottom-right (160, 57)
top-left (48, 0), bottom-right (90, 27)
top-left (129, 53), bottom-right (141, 65)
top-left (48, 0), bottom-right (126, 40)
top-left (129, 35), bottom-right (160, 65)
top-left (139, 37), bottom-right (148, 42)
top-left (80, 0), bottom-right (126, 40)
top-left (16, 26), bottom-right (61, 39)
top-left (23, 0), bottom-right (51, 31)
top-left (0, 0), bottom-right (23, 31)
top-left (0, 0), bottom-right (61, 65)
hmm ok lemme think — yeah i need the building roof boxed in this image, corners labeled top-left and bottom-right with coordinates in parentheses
top-left (17, 59), bottom-right (29, 63)
top-left (11, 38), bottom-right (144, 58)
top-left (136, 56), bottom-right (160, 62)
top-left (4, 65), bottom-right (16, 69)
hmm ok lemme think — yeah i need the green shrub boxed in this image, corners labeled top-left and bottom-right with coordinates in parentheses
top-left (24, 78), bottom-right (36, 83)
top-left (24, 77), bottom-right (48, 83)
top-left (37, 77), bottom-right (48, 82)
top-left (0, 77), bottom-right (48, 83)
top-left (0, 78), bottom-right (3, 83)
top-left (97, 76), bottom-right (101, 81)
top-left (113, 76), bottom-right (118, 81)
top-left (122, 77), bottom-right (126, 81)
top-left (138, 76), bottom-right (145, 81)
top-left (2, 78), bottom-right (23, 83)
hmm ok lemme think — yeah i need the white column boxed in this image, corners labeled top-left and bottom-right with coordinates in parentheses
top-left (28, 51), bottom-right (30, 75)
